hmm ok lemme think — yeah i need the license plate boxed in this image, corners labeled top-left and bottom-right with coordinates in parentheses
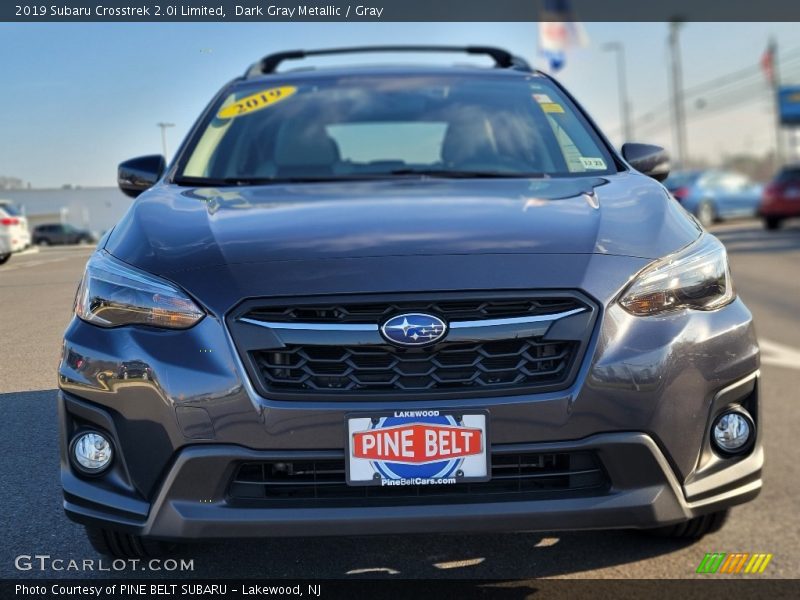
top-left (345, 410), bottom-right (489, 486)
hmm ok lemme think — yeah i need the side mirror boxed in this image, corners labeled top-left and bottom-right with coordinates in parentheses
top-left (621, 143), bottom-right (670, 182)
top-left (118, 155), bottom-right (166, 198)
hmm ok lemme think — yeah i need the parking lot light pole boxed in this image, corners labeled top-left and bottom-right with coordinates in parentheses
top-left (602, 42), bottom-right (633, 143)
top-left (157, 122), bottom-right (175, 159)
top-left (668, 21), bottom-right (688, 168)
top-left (769, 39), bottom-right (784, 168)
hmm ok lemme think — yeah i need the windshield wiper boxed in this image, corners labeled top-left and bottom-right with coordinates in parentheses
top-left (173, 175), bottom-right (387, 187)
top-left (173, 171), bottom-right (547, 187)
top-left (388, 169), bottom-right (546, 179)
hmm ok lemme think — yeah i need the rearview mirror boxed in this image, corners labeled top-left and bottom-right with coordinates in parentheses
top-left (621, 143), bottom-right (670, 182)
top-left (118, 155), bottom-right (166, 198)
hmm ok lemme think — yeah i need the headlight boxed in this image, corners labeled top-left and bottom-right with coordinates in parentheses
top-left (619, 235), bottom-right (735, 316)
top-left (75, 251), bottom-right (204, 329)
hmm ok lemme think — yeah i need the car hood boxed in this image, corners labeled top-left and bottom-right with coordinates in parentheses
top-left (106, 172), bottom-right (700, 277)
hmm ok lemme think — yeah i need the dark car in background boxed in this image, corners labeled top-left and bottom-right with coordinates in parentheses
top-left (33, 223), bottom-right (96, 245)
top-left (58, 46), bottom-right (761, 559)
top-left (759, 165), bottom-right (800, 230)
top-left (664, 169), bottom-right (763, 227)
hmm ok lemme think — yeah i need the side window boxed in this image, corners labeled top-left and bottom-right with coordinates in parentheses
top-left (699, 173), bottom-right (719, 189)
top-left (1, 204), bottom-right (21, 216)
top-left (721, 173), bottom-right (749, 192)
top-left (326, 122), bottom-right (448, 165)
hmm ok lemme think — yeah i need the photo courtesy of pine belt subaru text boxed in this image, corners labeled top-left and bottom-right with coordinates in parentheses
top-left (58, 46), bottom-right (762, 558)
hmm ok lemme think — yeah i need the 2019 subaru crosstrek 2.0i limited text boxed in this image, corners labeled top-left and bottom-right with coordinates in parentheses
top-left (59, 47), bottom-right (762, 558)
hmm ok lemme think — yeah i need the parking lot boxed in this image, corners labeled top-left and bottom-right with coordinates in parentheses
top-left (1, 220), bottom-right (798, 579)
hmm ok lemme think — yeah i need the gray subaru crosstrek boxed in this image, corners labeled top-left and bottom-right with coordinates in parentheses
top-left (59, 46), bottom-right (762, 558)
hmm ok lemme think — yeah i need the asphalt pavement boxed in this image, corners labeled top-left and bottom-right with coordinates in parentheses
top-left (1, 221), bottom-right (798, 580)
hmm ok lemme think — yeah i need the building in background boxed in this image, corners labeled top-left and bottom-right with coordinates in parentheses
top-left (0, 176), bottom-right (27, 190)
top-left (0, 188), bottom-right (132, 236)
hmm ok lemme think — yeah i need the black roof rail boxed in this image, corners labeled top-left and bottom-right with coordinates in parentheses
top-left (245, 45), bottom-right (530, 77)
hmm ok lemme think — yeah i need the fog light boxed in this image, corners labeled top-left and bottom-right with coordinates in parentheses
top-left (71, 432), bottom-right (113, 474)
top-left (712, 411), bottom-right (753, 454)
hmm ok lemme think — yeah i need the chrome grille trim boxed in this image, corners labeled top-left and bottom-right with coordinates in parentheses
top-left (238, 306), bottom-right (585, 334)
top-left (239, 318), bottom-right (378, 332)
top-left (448, 308), bottom-right (585, 328)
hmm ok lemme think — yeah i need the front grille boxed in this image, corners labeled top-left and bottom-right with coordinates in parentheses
top-left (227, 451), bottom-right (609, 507)
top-left (228, 292), bottom-right (596, 400)
top-left (254, 339), bottom-right (577, 393)
top-left (242, 297), bottom-right (583, 324)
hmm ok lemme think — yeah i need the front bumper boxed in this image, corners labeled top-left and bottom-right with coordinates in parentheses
top-left (760, 201), bottom-right (800, 218)
top-left (61, 424), bottom-right (762, 540)
top-left (58, 250), bottom-right (763, 540)
top-left (6, 231), bottom-right (31, 252)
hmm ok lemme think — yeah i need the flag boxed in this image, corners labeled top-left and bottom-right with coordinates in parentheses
top-left (538, 0), bottom-right (589, 73)
top-left (761, 38), bottom-right (776, 85)
top-left (538, 20), bottom-right (589, 73)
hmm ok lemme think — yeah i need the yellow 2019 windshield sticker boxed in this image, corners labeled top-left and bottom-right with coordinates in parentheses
top-left (217, 86), bottom-right (297, 119)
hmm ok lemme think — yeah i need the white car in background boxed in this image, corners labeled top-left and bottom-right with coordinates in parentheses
top-left (0, 200), bottom-right (31, 264)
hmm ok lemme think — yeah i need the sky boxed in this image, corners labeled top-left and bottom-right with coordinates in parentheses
top-left (1, 21), bottom-right (799, 188)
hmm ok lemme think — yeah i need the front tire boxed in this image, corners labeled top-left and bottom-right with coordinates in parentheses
top-left (696, 201), bottom-right (717, 228)
top-left (643, 508), bottom-right (730, 539)
top-left (764, 216), bottom-right (783, 230)
top-left (84, 526), bottom-right (179, 558)
top-left (0, 253), bottom-right (10, 265)
top-left (37, 238), bottom-right (50, 246)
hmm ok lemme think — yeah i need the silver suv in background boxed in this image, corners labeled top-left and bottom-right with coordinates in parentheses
top-left (0, 200), bottom-right (31, 265)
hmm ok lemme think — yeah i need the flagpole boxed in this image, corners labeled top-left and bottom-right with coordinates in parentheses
top-left (772, 39), bottom-right (784, 168)
top-left (603, 42), bottom-right (632, 142)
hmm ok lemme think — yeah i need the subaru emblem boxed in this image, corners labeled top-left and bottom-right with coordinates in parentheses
top-left (380, 313), bottom-right (447, 347)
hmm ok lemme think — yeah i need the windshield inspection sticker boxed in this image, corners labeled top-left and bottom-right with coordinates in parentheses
top-left (217, 86), bottom-right (297, 119)
top-left (532, 93), bottom-right (565, 114)
top-left (580, 157), bottom-right (607, 170)
top-left (540, 102), bottom-right (565, 114)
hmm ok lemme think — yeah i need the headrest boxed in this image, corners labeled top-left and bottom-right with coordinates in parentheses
top-left (441, 116), bottom-right (498, 165)
top-left (274, 123), bottom-right (341, 166)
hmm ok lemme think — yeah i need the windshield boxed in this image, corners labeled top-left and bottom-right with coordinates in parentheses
top-left (663, 171), bottom-right (702, 190)
top-left (0, 203), bottom-right (22, 216)
top-left (177, 74), bottom-right (617, 184)
top-left (776, 167), bottom-right (800, 183)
